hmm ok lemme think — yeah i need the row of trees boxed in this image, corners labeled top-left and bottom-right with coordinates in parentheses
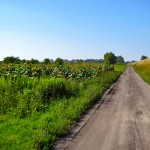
top-left (3, 52), bottom-right (148, 65)
top-left (2, 55), bottom-right (124, 65)
top-left (104, 52), bottom-right (149, 64)
top-left (2, 53), bottom-right (125, 65)
top-left (2, 56), bottom-right (55, 64)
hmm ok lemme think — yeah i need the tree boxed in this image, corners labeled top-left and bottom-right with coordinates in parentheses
top-left (22, 59), bottom-right (27, 63)
top-left (30, 58), bottom-right (39, 64)
top-left (116, 56), bottom-right (125, 64)
top-left (43, 58), bottom-right (50, 64)
top-left (3, 56), bottom-right (21, 64)
top-left (76, 59), bottom-right (84, 63)
top-left (55, 58), bottom-right (63, 65)
top-left (141, 55), bottom-right (148, 60)
top-left (104, 52), bottom-right (116, 65)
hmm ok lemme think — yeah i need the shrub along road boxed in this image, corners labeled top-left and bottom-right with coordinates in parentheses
top-left (54, 66), bottom-right (150, 150)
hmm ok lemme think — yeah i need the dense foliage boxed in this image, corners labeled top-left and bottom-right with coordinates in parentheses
top-left (3, 56), bottom-right (21, 64)
top-left (104, 52), bottom-right (116, 64)
top-left (0, 63), bottom-right (114, 80)
top-left (116, 56), bottom-right (125, 64)
top-left (0, 63), bottom-right (126, 150)
top-left (55, 58), bottom-right (64, 65)
top-left (141, 55), bottom-right (148, 60)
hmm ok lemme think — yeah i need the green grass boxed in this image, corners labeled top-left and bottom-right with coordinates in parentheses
top-left (114, 64), bottom-right (127, 72)
top-left (0, 64), bottom-right (126, 150)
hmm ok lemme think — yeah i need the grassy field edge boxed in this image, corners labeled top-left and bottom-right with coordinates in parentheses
top-left (132, 59), bottom-right (150, 84)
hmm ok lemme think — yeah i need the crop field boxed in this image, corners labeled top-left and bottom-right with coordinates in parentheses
top-left (0, 63), bottom-right (115, 80)
top-left (0, 63), bottom-right (126, 150)
top-left (132, 59), bottom-right (150, 84)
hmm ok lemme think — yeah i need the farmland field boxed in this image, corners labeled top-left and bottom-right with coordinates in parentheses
top-left (132, 59), bottom-right (150, 84)
top-left (0, 63), bottom-right (126, 150)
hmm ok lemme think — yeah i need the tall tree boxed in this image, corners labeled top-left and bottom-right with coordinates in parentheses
top-left (43, 58), bottom-right (50, 64)
top-left (116, 56), bottom-right (125, 64)
top-left (30, 58), bottom-right (39, 64)
top-left (104, 52), bottom-right (116, 65)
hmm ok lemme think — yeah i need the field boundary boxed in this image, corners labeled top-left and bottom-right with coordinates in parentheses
top-left (52, 76), bottom-right (120, 149)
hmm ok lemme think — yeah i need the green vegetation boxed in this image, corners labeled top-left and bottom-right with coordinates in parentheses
top-left (104, 52), bottom-right (116, 65)
top-left (132, 58), bottom-right (150, 84)
top-left (0, 63), bottom-right (126, 149)
top-left (141, 55), bottom-right (148, 60)
top-left (114, 64), bottom-right (127, 72)
top-left (55, 58), bottom-right (64, 65)
top-left (116, 56), bottom-right (125, 64)
top-left (3, 56), bottom-right (21, 64)
top-left (104, 52), bottom-right (125, 65)
top-left (0, 63), bottom-right (115, 80)
top-left (43, 58), bottom-right (51, 64)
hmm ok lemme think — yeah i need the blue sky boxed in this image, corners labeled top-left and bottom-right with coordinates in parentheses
top-left (0, 0), bottom-right (150, 61)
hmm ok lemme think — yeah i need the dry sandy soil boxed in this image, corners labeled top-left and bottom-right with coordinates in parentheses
top-left (53, 67), bottom-right (150, 150)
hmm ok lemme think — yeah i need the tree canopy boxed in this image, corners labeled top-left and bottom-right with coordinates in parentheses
top-left (3, 56), bottom-right (21, 64)
top-left (55, 58), bottom-right (64, 65)
top-left (30, 59), bottom-right (39, 64)
top-left (116, 56), bottom-right (125, 64)
top-left (104, 52), bottom-right (116, 65)
top-left (43, 58), bottom-right (50, 64)
top-left (141, 55), bottom-right (148, 60)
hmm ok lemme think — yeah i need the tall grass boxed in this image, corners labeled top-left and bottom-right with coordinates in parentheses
top-left (0, 65), bottom-right (126, 150)
top-left (132, 59), bottom-right (150, 84)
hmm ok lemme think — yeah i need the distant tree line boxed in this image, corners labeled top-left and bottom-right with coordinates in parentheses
top-left (2, 56), bottom-right (54, 64)
top-left (3, 52), bottom-right (147, 65)
top-left (1, 56), bottom-right (104, 64)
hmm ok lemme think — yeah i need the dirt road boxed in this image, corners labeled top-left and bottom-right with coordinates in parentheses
top-left (54, 67), bottom-right (150, 150)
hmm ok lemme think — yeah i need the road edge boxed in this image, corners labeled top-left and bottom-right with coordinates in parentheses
top-left (52, 75), bottom-right (121, 149)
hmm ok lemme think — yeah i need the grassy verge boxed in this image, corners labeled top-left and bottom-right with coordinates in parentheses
top-left (0, 65), bottom-right (126, 150)
top-left (114, 64), bottom-right (127, 72)
top-left (132, 59), bottom-right (150, 84)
